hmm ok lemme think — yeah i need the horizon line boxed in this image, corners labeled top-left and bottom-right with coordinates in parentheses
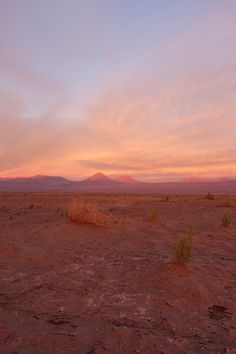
top-left (0, 172), bottom-right (236, 184)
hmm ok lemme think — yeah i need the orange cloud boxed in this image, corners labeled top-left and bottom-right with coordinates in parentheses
top-left (0, 61), bottom-right (236, 181)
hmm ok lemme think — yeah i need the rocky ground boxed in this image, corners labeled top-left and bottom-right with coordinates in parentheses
top-left (0, 192), bottom-right (235, 353)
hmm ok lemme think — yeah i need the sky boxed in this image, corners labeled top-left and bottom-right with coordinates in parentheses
top-left (0, 0), bottom-right (236, 182)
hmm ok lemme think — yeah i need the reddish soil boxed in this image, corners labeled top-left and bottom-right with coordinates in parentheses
top-left (0, 192), bottom-right (235, 353)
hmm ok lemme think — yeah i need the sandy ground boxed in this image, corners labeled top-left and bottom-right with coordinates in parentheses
top-left (0, 192), bottom-right (235, 354)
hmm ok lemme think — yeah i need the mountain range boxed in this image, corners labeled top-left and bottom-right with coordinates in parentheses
top-left (0, 172), bottom-right (235, 194)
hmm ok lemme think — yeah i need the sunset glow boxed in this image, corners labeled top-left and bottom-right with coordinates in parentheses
top-left (0, 0), bottom-right (236, 181)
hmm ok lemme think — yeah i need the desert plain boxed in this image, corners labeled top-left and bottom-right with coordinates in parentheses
top-left (0, 192), bottom-right (235, 354)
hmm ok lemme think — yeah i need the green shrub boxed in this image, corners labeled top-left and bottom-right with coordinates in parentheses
top-left (174, 233), bottom-right (193, 265)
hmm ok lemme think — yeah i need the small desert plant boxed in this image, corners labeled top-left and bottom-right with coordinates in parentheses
top-left (221, 212), bottom-right (231, 227)
top-left (147, 207), bottom-right (157, 222)
top-left (67, 197), bottom-right (109, 228)
top-left (174, 233), bottom-right (193, 265)
top-left (206, 192), bottom-right (214, 200)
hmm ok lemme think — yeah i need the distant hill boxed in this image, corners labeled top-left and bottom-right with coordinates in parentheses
top-left (79, 173), bottom-right (142, 185)
top-left (183, 177), bottom-right (216, 183)
top-left (0, 172), bottom-right (236, 194)
top-left (114, 175), bottom-right (141, 184)
top-left (182, 176), bottom-right (236, 183)
top-left (80, 172), bottom-right (118, 185)
top-left (0, 175), bottom-right (72, 192)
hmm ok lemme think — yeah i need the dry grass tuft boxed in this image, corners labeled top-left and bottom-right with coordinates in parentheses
top-left (67, 196), bottom-right (110, 228)
top-left (221, 212), bottom-right (232, 227)
top-left (174, 232), bottom-right (193, 265)
top-left (147, 207), bottom-right (157, 222)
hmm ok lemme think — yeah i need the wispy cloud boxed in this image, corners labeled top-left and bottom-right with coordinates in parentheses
top-left (0, 61), bottom-right (235, 181)
top-left (0, 1), bottom-right (236, 181)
